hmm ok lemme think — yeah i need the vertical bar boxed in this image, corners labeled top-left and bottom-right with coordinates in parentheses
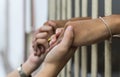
top-left (31, 0), bottom-right (35, 31)
top-left (48, 0), bottom-right (56, 20)
top-left (66, 0), bottom-right (72, 77)
top-left (82, 0), bottom-right (88, 17)
top-left (66, 0), bottom-right (72, 19)
top-left (4, 0), bottom-right (13, 73)
top-left (104, 0), bottom-right (112, 77)
top-left (75, 0), bottom-right (80, 17)
top-left (81, 46), bottom-right (87, 77)
top-left (74, 1), bottom-right (80, 76)
top-left (23, 0), bottom-right (27, 61)
top-left (60, 0), bottom-right (67, 76)
top-left (61, 0), bottom-right (67, 20)
top-left (81, 0), bottom-right (88, 77)
top-left (56, 0), bottom-right (61, 20)
top-left (74, 48), bottom-right (80, 77)
top-left (91, 0), bottom-right (98, 77)
top-left (56, 0), bottom-right (61, 77)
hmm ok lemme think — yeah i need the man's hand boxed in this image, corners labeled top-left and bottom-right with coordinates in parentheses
top-left (55, 18), bottom-right (113, 47)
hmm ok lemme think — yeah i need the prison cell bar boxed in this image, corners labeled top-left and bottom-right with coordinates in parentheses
top-left (48, 0), bottom-right (56, 20)
top-left (56, 0), bottom-right (62, 77)
top-left (74, 0), bottom-right (81, 77)
top-left (60, 0), bottom-right (67, 76)
top-left (81, 0), bottom-right (88, 77)
top-left (91, 0), bottom-right (98, 77)
top-left (66, 0), bottom-right (72, 77)
top-left (48, 0), bottom-right (112, 77)
top-left (104, 0), bottom-right (112, 77)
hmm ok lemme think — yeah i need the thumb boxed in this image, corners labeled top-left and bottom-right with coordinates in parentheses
top-left (60, 26), bottom-right (74, 48)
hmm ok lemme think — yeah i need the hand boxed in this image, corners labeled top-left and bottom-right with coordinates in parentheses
top-left (32, 25), bottom-right (54, 56)
top-left (35, 26), bottom-right (76, 77)
top-left (44, 26), bottom-right (76, 65)
top-left (49, 28), bottom-right (64, 46)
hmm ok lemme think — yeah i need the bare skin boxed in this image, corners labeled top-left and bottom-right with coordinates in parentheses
top-left (33, 17), bottom-right (91, 53)
top-left (35, 26), bottom-right (76, 77)
top-left (51, 15), bottom-right (120, 48)
top-left (7, 26), bottom-right (75, 77)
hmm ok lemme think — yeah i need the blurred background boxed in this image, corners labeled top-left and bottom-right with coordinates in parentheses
top-left (1, 0), bottom-right (120, 77)
top-left (0, 0), bottom-right (48, 76)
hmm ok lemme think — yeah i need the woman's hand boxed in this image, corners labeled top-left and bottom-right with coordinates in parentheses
top-left (35, 26), bottom-right (76, 77)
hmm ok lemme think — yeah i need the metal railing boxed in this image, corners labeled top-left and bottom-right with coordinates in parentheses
top-left (48, 0), bottom-right (112, 77)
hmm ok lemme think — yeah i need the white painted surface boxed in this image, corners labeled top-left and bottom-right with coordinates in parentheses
top-left (34, 0), bottom-right (48, 29)
top-left (0, 0), bottom-right (48, 76)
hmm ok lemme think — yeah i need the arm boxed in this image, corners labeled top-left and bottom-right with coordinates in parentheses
top-left (7, 24), bottom-right (54, 77)
top-left (55, 15), bottom-right (120, 47)
top-left (44, 17), bottom-right (91, 29)
top-left (7, 52), bottom-right (43, 77)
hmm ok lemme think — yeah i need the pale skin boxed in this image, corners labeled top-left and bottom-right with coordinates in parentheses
top-left (7, 15), bottom-right (120, 77)
top-left (7, 26), bottom-right (75, 77)
top-left (35, 26), bottom-right (76, 77)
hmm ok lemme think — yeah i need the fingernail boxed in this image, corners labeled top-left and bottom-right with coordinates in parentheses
top-left (67, 26), bottom-right (73, 31)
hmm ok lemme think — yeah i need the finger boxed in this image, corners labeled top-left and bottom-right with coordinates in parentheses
top-left (56, 28), bottom-right (64, 34)
top-left (36, 39), bottom-right (49, 50)
top-left (40, 26), bottom-right (54, 38)
top-left (39, 25), bottom-right (53, 32)
top-left (47, 20), bottom-right (56, 26)
top-left (36, 47), bottom-right (42, 56)
top-left (49, 35), bottom-right (57, 46)
top-left (60, 26), bottom-right (74, 49)
top-left (35, 32), bottom-right (48, 39)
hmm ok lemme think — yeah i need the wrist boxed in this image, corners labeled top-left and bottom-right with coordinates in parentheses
top-left (22, 60), bottom-right (38, 76)
top-left (103, 15), bottom-right (120, 35)
top-left (35, 63), bottom-right (61, 77)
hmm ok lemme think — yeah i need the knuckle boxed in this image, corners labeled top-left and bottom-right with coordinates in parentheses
top-left (65, 21), bottom-right (72, 26)
top-left (44, 32), bottom-right (48, 36)
top-left (49, 26), bottom-right (53, 31)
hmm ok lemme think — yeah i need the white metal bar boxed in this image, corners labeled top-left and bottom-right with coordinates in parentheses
top-left (104, 0), bottom-right (112, 77)
top-left (49, 0), bottom-right (56, 20)
top-left (56, 1), bottom-right (61, 76)
top-left (61, 67), bottom-right (66, 77)
top-left (60, 0), bottom-right (67, 77)
top-left (74, 0), bottom-right (80, 77)
top-left (56, 0), bottom-right (61, 20)
top-left (61, 0), bottom-right (67, 20)
top-left (81, 46), bottom-right (87, 77)
top-left (74, 47), bottom-right (80, 77)
top-left (81, 0), bottom-right (88, 77)
top-left (66, 0), bottom-right (72, 19)
top-left (91, 0), bottom-right (98, 77)
top-left (75, 0), bottom-right (80, 17)
top-left (66, 0), bottom-right (72, 77)
top-left (82, 0), bottom-right (88, 17)
top-left (91, 44), bottom-right (98, 77)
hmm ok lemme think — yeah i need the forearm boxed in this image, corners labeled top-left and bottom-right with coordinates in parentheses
top-left (7, 62), bottom-right (33, 77)
top-left (103, 14), bottom-right (120, 35)
top-left (56, 15), bottom-right (120, 47)
top-left (51, 17), bottom-right (91, 28)
top-left (35, 48), bottom-right (76, 77)
top-left (7, 70), bottom-right (20, 77)
top-left (7, 60), bottom-right (41, 77)
top-left (35, 63), bottom-right (62, 77)
top-left (68, 17), bottom-right (91, 21)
